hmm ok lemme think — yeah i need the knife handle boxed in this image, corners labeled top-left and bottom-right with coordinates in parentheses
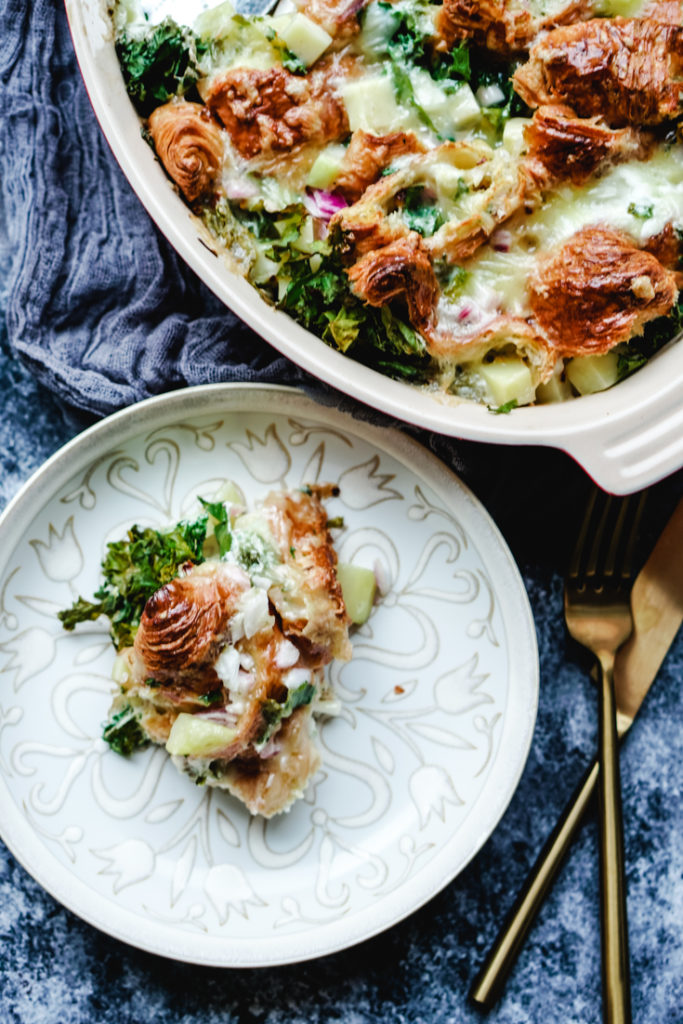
top-left (597, 655), bottom-right (632, 1024)
top-left (469, 756), bottom-right (599, 1009)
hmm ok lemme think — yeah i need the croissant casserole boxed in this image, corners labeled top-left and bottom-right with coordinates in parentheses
top-left (117, 0), bottom-right (682, 408)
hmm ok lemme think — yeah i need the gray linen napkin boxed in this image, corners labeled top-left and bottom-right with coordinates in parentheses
top-left (0, 0), bottom-right (312, 418)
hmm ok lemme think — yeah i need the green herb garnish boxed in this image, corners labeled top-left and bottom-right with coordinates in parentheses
top-left (58, 517), bottom-right (208, 650)
top-left (258, 682), bottom-right (316, 745)
top-left (102, 705), bottom-right (148, 756)
top-left (488, 399), bottom-right (518, 415)
top-left (198, 497), bottom-right (232, 557)
top-left (401, 186), bottom-right (446, 237)
top-left (628, 202), bottom-right (654, 220)
top-left (116, 19), bottom-right (206, 116)
top-left (198, 690), bottom-right (224, 706)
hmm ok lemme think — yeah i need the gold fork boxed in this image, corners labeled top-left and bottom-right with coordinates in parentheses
top-left (563, 487), bottom-right (646, 1024)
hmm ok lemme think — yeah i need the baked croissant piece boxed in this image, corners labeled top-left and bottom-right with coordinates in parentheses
top-left (148, 100), bottom-right (224, 202)
top-left (514, 18), bottom-right (683, 128)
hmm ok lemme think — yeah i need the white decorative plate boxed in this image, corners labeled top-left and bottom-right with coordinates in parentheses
top-left (0, 385), bottom-right (537, 966)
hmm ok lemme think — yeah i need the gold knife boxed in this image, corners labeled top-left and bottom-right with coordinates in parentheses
top-left (470, 497), bottom-right (683, 1010)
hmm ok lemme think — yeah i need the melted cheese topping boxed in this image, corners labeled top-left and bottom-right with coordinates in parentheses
top-left (452, 151), bottom-right (683, 322)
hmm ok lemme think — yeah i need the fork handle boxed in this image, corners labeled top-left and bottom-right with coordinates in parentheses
top-left (469, 755), bottom-right (600, 1008)
top-left (597, 653), bottom-right (632, 1024)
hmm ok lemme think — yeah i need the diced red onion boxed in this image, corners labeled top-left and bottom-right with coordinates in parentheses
top-left (373, 559), bottom-right (390, 597)
top-left (196, 708), bottom-right (239, 725)
top-left (224, 179), bottom-right (260, 201)
top-left (303, 189), bottom-right (348, 221)
top-left (258, 737), bottom-right (283, 759)
top-left (491, 229), bottom-right (512, 252)
top-left (458, 305), bottom-right (473, 322)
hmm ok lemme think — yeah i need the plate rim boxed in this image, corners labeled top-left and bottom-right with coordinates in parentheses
top-left (0, 382), bottom-right (539, 966)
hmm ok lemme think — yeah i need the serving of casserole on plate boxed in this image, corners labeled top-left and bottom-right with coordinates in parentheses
top-left (0, 385), bottom-right (537, 964)
top-left (66, 0), bottom-right (683, 491)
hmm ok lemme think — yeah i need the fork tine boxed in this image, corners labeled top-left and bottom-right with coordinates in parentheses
top-left (568, 486), bottom-right (602, 579)
top-left (585, 492), bottom-right (613, 580)
top-left (602, 497), bottom-right (632, 580)
top-left (570, 488), bottom-right (648, 588)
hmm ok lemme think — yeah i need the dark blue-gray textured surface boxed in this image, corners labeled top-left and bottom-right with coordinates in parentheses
top-left (2, 329), bottom-right (682, 1024)
top-left (0, 0), bottom-right (682, 1021)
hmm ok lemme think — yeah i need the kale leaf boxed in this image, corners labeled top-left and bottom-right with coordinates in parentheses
top-left (198, 497), bottom-right (232, 557)
top-left (58, 517), bottom-right (208, 650)
top-left (258, 681), bottom-right (317, 745)
top-left (102, 705), bottom-right (148, 756)
top-left (401, 186), bottom-right (445, 237)
top-left (116, 19), bottom-right (207, 116)
top-left (277, 241), bottom-right (430, 381)
top-left (616, 296), bottom-right (683, 380)
top-left (488, 398), bottom-right (518, 415)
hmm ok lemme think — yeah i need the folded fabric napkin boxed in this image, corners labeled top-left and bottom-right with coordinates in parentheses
top-left (0, 0), bottom-right (313, 418)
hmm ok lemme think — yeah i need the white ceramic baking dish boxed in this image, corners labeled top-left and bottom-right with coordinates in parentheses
top-left (65, 0), bottom-right (683, 494)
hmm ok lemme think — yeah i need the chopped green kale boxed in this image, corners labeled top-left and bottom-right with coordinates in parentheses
top-left (102, 705), bottom-right (148, 755)
top-left (116, 19), bottom-right (207, 116)
top-left (400, 186), bottom-right (445, 237)
top-left (198, 497), bottom-right (232, 557)
top-left (616, 296), bottom-right (683, 380)
top-left (390, 59), bottom-right (443, 138)
top-left (488, 399), bottom-right (518, 415)
top-left (198, 689), bottom-right (224, 706)
top-left (58, 517), bottom-right (208, 650)
top-left (258, 681), bottom-right (316, 745)
top-left (628, 202), bottom-right (654, 221)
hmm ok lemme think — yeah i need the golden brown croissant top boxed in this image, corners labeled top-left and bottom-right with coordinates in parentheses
top-left (148, 100), bottom-right (224, 202)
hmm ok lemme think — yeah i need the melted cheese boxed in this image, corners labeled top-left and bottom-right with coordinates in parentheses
top-left (453, 149), bottom-right (683, 320)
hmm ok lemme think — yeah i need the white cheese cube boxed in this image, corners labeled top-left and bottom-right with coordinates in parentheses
top-left (306, 145), bottom-right (347, 189)
top-left (194, 1), bottom-right (236, 39)
top-left (479, 357), bottom-right (536, 407)
top-left (536, 364), bottom-right (573, 403)
top-left (166, 714), bottom-right (237, 758)
top-left (503, 117), bottom-right (532, 156)
top-left (566, 352), bottom-right (620, 395)
top-left (444, 84), bottom-right (481, 130)
top-left (277, 12), bottom-right (332, 67)
top-left (341, 75), bottom-right (403, 133)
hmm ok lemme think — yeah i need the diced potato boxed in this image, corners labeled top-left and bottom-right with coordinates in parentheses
top-left (444, 84), bottom-right (481, 130)
top-left (166, 713), bottom-right (237, 758)
top-left (479, 357), bottom-right (536, 407)
top-left (342, 75), bottom-right (403, 133)
top-left (277, 12), bottom-right (332, 67)
top-left (337, 563), bottom-right (377, 625)
top-left (306, 146), bottom-right (347, 189)
top-left (536, 363), bottom-right (573, 403)
top-left (566, 352), bottom-right (620, 395)
top-left (503, 117), bottom-right (532, 156)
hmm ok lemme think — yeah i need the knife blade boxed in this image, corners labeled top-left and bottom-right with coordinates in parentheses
top-left (614, 497), bottom-right (683, 734)
top-left (469, 496), bottom-right (683, 1010)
